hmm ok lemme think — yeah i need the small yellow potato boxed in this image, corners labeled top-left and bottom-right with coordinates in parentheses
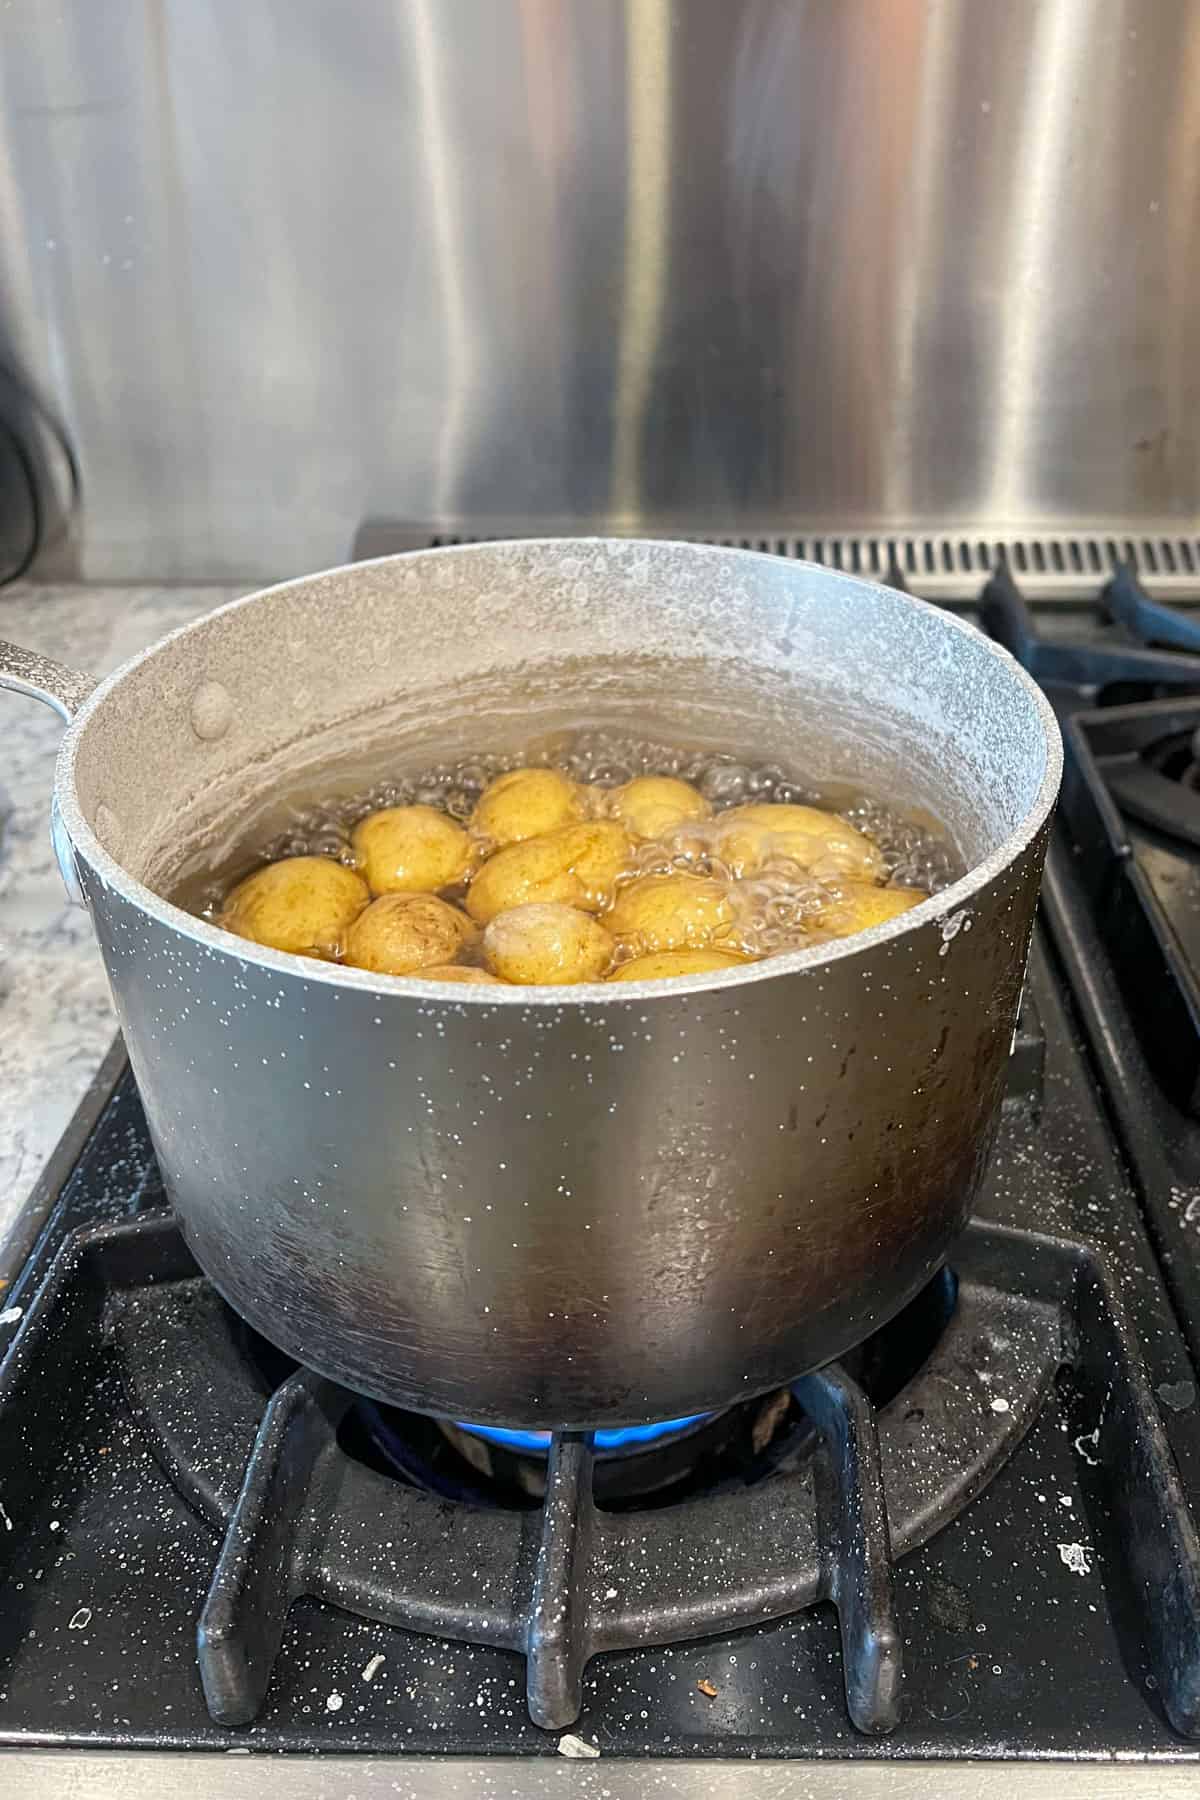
top-left (470, 767), bottom-right (583, 846)
top-left (466, 821), bottom-right (632, 924)
top-left (417, 964), bottom-right (510, 985)
top-left (343, 894), bottom-right (476, 975)
top-left (607, 873), bottom-right (735, 953)
top-left (467, 834), bottom-right (579, 922)
top-left (557, 821), bottom-right (632, 903)
top-left (607, 948), bottom-right (749, 983)
top-left (351, 804), bottom-right (472, 896)
top-left (222, 856), bottom-right (369, 958)
top-left (816, 883), bottom-right (925, 939)
top-left (483, 902), bottom-right (614, 985)
top-left (714, 803), bottom-right (884, 881)
top-left (608, 775), bottom-right (710, 841)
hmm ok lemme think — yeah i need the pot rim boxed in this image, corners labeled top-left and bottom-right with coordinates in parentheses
top-left (55, 539), bottom-right (1063, 1006)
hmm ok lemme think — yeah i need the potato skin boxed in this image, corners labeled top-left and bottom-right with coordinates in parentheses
top-left (714, 803), bottom-right (883, 881)
top-left (466, 821), bottom-right (632, 924)
top-left (483, 902), bottom-right (614, 985)
top-left (816, 883), bottom-right (925, 939)
top-left (470, 767), bottom-right (583, 846)
top-left (415, 964), bottom-right (509, 985)
top-left (222, 856), bottom-right (369, 958)
top-left (352, 804), bottom-right (472, 895)
top-left (607, 948), bottom-right (749, 983)
top-left (343, 894), bottom-right (477, 975)
top-left (607, 872), bottom-right (735, 953)
top-left (558, 821), bottom-right (632, 902)
top-left (467, 834), bottom-right (579, 923)
top-left (609, 775), bottom-right (710, 840)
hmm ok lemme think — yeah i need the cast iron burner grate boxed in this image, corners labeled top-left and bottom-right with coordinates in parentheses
top-left (981, 559), bottom-right (1200, 703)
top-left (0, 1212), bottom-right (1160, 1738)
top-left (120, 1237), bottom-right (1019, 1735)
top-left (1065, 699), bottom-right (1200, 861)
top-left (3, 1175), bottom-right (1200, 1740)
top-left (981, 561), bottom-right (1200, 1118)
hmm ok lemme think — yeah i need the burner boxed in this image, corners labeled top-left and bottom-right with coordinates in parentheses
top-left (435, 1408), bottom-right (750, 1504)
top-left (352, 1397), bottom-right (752, 1506)
top-left (229, 1261), bottom-right (957, 1510)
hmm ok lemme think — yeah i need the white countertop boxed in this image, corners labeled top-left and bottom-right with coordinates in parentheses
top-left (0, 582), bottom-right (242, 1251)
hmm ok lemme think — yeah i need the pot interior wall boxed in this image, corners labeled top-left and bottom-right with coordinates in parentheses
top-left (66, 541), bottom-right (1050, 895)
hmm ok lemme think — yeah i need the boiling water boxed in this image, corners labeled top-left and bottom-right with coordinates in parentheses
top-left (183, 729), bottom-right (964, 963)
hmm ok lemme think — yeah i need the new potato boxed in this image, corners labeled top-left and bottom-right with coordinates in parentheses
top-left (418, 964), bottom-right (510, 985)
top-left (607, 872), bottom-right (736, 953)
top-left (483, 902), bottom-right (614, 985)
top-left (352, 804), bottom-right (472, 895)
top-left (471, 767), bottom-right (583, 846)
top-left (609, 775), bottom-right (710, 841)
top-left (466, 821), bottom-right (632, 924)
top-left (221, 856), bottom-right (369, 958)
top-left (714, 802), bottom-right (883, 881)
top-left (817, 882), bottom-right (924, 938)
top-left (343, 894), bottom-right (477, 975)
top-left (608, 948), bottom-right (749, 983)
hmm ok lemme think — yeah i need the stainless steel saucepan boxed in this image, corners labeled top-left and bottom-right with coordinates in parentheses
top-left (0, 540), bottom-right (1061, 1428)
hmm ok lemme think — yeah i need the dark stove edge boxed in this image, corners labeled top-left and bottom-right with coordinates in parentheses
top-left (0, 1037), bottom-right (127, 1291)
top-left (0, 1749), bottom-right (1198, 1796)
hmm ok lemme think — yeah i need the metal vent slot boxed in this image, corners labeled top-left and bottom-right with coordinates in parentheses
top-left (353, 522), bottom-right (1200, 600)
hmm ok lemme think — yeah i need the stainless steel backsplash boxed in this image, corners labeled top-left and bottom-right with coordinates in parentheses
top-left (1, 0), bottom-right (1197, 582)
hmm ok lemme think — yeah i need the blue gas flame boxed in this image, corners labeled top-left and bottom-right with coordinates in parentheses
top-left (455, 1413), bottom-right (709, 1454)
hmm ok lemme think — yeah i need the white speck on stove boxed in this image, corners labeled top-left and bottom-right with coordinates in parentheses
top-left (1058, 1542), bottom-right (1093, 1577)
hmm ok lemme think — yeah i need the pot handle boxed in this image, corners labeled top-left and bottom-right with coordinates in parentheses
top-left (0, 637), bottom-right (97, 722)
top-left (0, 638), bottom-right (99, 906)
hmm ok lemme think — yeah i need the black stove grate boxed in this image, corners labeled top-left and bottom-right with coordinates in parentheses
top-left (1058, 700), bottom-right (1200, 1116)
top-left (191, 1354), bottom-right (911, 1736)
top-left (4, 1204), bottom-right (1199, 1739)
top-left (980, 562), bottom-right (1200, 1387)
top-left (981, 560), bottom-right (1200, 700)
top-left (1106, 563), bottom-right (1200, 655)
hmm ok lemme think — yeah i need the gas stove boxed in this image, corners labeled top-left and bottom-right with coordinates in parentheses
top-left (7, 556), bottom-right (1200, 1793)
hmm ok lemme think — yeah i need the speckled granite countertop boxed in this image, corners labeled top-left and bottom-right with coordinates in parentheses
top-left (0, 582), bottom-right (242, 1252)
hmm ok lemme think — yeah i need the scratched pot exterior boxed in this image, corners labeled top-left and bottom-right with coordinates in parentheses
top-left (48, 541), bottom-right (1060, 1428)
